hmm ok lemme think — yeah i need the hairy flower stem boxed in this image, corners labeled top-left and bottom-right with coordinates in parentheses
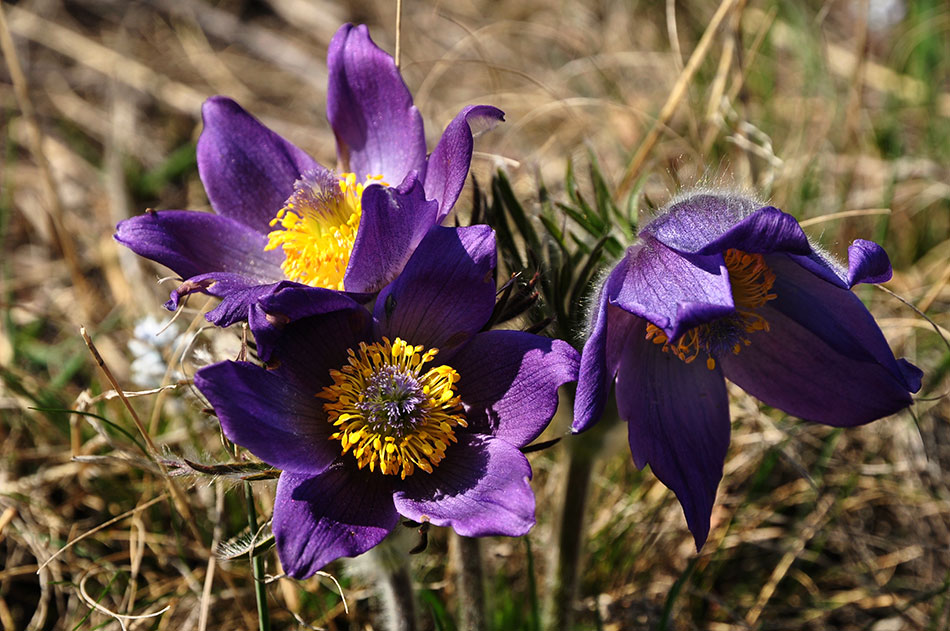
top-left (451, 533), bottom-right (487, 631)
top-left (244, 481), bottom-right (271, 631)
top-left (352, 538), bottom-right (418, 631)
top-left (378, 560), bottom-right (417, 631)
top-left (542, 417), bottom-right (611, 631)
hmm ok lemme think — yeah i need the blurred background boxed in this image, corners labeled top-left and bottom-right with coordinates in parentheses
top-left (1, 0), bottom-right (949, 629)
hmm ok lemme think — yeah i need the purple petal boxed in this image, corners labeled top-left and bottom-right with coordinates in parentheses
top-left (424, 105), bottom-right (505, 221)
top-left (609, 237), bottom-right (735, 341)
top-left (573, 300), bottom-right (645, 433)
top-left (251, 290), bottom-right (373, 381)
top-left (274, 468), bottom-right (398, 578)
top-left (646, 192), bottom-right (760, 237)
top-left (374, 226), bottom-right (496, 355)
top-left (392, 434), bottom-right (535, 537)
top-left (327, 24), bottom-right (425, 184)
top-left (573, 264), bottom-right (624, 433)
top-left (195, 361), bottom-right (339, 475)
top-left (197, 96), bottom-right (322, 230)
top-left (781, 241), bottom-right (891, 290)
top-left (450, 330), bottom-right (578, 448)
top-left (614, 318), bottom-right (730, 549)
top-left (848, 239), bottom-right (893, 286)
top-left (344, 173), bottom-right (439, 294)
top-left (765, 254), bottom-right (920, 391)
top-left (166, 274), bottom-right (283, 327)
top-left (115, 210), bottom-right (283, 281)
top-left (719, 260), bottom-right (920, 426)
top-left (644, 200), bottom-right (811, 257)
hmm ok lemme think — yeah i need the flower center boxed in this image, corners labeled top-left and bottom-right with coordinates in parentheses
top-left (318, 337), bottom-right (467, 479)
top-left (264, 170), bottom-right (385, 290)
top-left (645, 249), bottom-right (777, 370)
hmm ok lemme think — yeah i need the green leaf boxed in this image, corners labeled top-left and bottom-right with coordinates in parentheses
top-left (31, 407), bottom-right (149, 456)
top-left (587, 149), bottom-right (618, 224)
top-left (487, 181), bottom-right (524, 272)
top-left (493, 170), bottom-right (543, 262)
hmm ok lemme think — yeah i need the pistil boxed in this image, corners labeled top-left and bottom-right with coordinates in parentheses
top-left (319, 337), bottom-right (467, 478)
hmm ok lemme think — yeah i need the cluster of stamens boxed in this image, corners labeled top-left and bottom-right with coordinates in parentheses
top-left (265, 171), bottom-right (384, 289)
top-left (645, 249), bottom-right (777, 370)
top-left (318, 337), bottom-right (466, 479)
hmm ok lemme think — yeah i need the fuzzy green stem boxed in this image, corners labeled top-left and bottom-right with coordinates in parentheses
top-left (244, 481), bottom-right (270, 631)
top-left (378, 560), bottom-right (417, 631)
top-left (542, 419), bottom-right (610, 631)
top-left (452, 533), bottom-right (487, 631)
top-left (357, 539), bottom-right (418, 631)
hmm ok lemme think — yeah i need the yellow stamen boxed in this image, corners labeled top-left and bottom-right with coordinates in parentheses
top-left (265, 172), bottom-right (385, 289)
top-left (318, 337), bottom-right (467, 479)
top-left (645, 249), bottom-right (777, 369)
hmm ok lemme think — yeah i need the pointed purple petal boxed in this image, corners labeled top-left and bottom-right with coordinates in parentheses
top-left (251, 290), bottom-right (373, 376)
top-left (195, 361), bottom-right (339, 475)
top-left (115, 210), bottom-right (283, 281)
top-left (573, 262), bottom-right (641, 433)
top-left (646, 192), bottom-right (760, 237)
top-left (791, 239), bottom-right (893, 289)
top-left (327, 24), bottom-right (425, 184)
top-left (344, 173), bottom-right (438, 294)
top-left (198, 96), bottom-right (322, 230)
top-left (164, 274), bottom-right (283, 327)
top-left (573, 289), bottom-right (611, 434)
top-left (763, 254), bottom-right (920, 390)
top-left (777, 240), bottom-right (891, 290)
top-left (610, 238), bottom-right (735, 341)
top-left (847, 239), bottom-right (893, 286)
top-left (720, 307), bottom-right (918, 426)
top-left (644, 200), bottom-right (810, 257)
top-left (450, 330), bottom-right (578, 448)
top-left (614, 318), bottom-right (730, 549)
top-left (392, 434), bottom-right (535, 537)
top-left (374, 226), bottom-right (496, 355)
top-left (274, 469), bottom-right (398, 578)
top-left (719, 257), bottom-right (920, 426)
top-left (424, 105), bottom-right (505, 221)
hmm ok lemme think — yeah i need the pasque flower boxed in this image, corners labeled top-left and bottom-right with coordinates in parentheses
top-left (115, 24), bottom-right (504, 326)
top-left (195, 226), bottom-right (579, 577)
top-left (574, 192), bottom-right (922, 548)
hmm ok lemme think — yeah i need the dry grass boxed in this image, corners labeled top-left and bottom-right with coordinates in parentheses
top-left (1, 0), bottom-right (949, 629)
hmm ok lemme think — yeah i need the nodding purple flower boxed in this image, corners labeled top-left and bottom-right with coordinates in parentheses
top-left (115, 24), bottom-right (504, 327)
top-left (573, 192), bottom-right (922, 548)
top-left (194, 226), bottom-right (579, 578)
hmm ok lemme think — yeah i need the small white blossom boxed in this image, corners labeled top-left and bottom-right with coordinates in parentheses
top-left (128, 315), bottom-right (181, 386)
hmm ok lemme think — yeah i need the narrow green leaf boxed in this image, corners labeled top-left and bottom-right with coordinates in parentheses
top-left (487, 181), bottom-right (524, 272)
top-left (657, 557), bottom-right (698, 631)
top-left (565, 158), bottom-right (579, 205)
top-left (587, 149), bottom-right (618, 224)
top-left (493, 170), bottom-right (543, 261)
top-left (32, 407), bottom-right (149, 456)
top-left (557, 202), bottom-right (601, 238)
top-left (420, 590), bottom-right (455, 631)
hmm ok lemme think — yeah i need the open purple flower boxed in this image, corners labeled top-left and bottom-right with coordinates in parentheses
top-left (115, 24), bottom-right (504, 326)
top-left (574, 192), bottom-right (922, 548)
top-left (195, 226), bottom-right (579, 577)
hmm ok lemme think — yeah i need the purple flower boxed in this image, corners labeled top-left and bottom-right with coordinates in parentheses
top-left (194, 226), bottom-right (579, 577)
top-left (115, 24), bottom-right (504, 327)
top-left (574, 192), bottom-right (922, 548)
